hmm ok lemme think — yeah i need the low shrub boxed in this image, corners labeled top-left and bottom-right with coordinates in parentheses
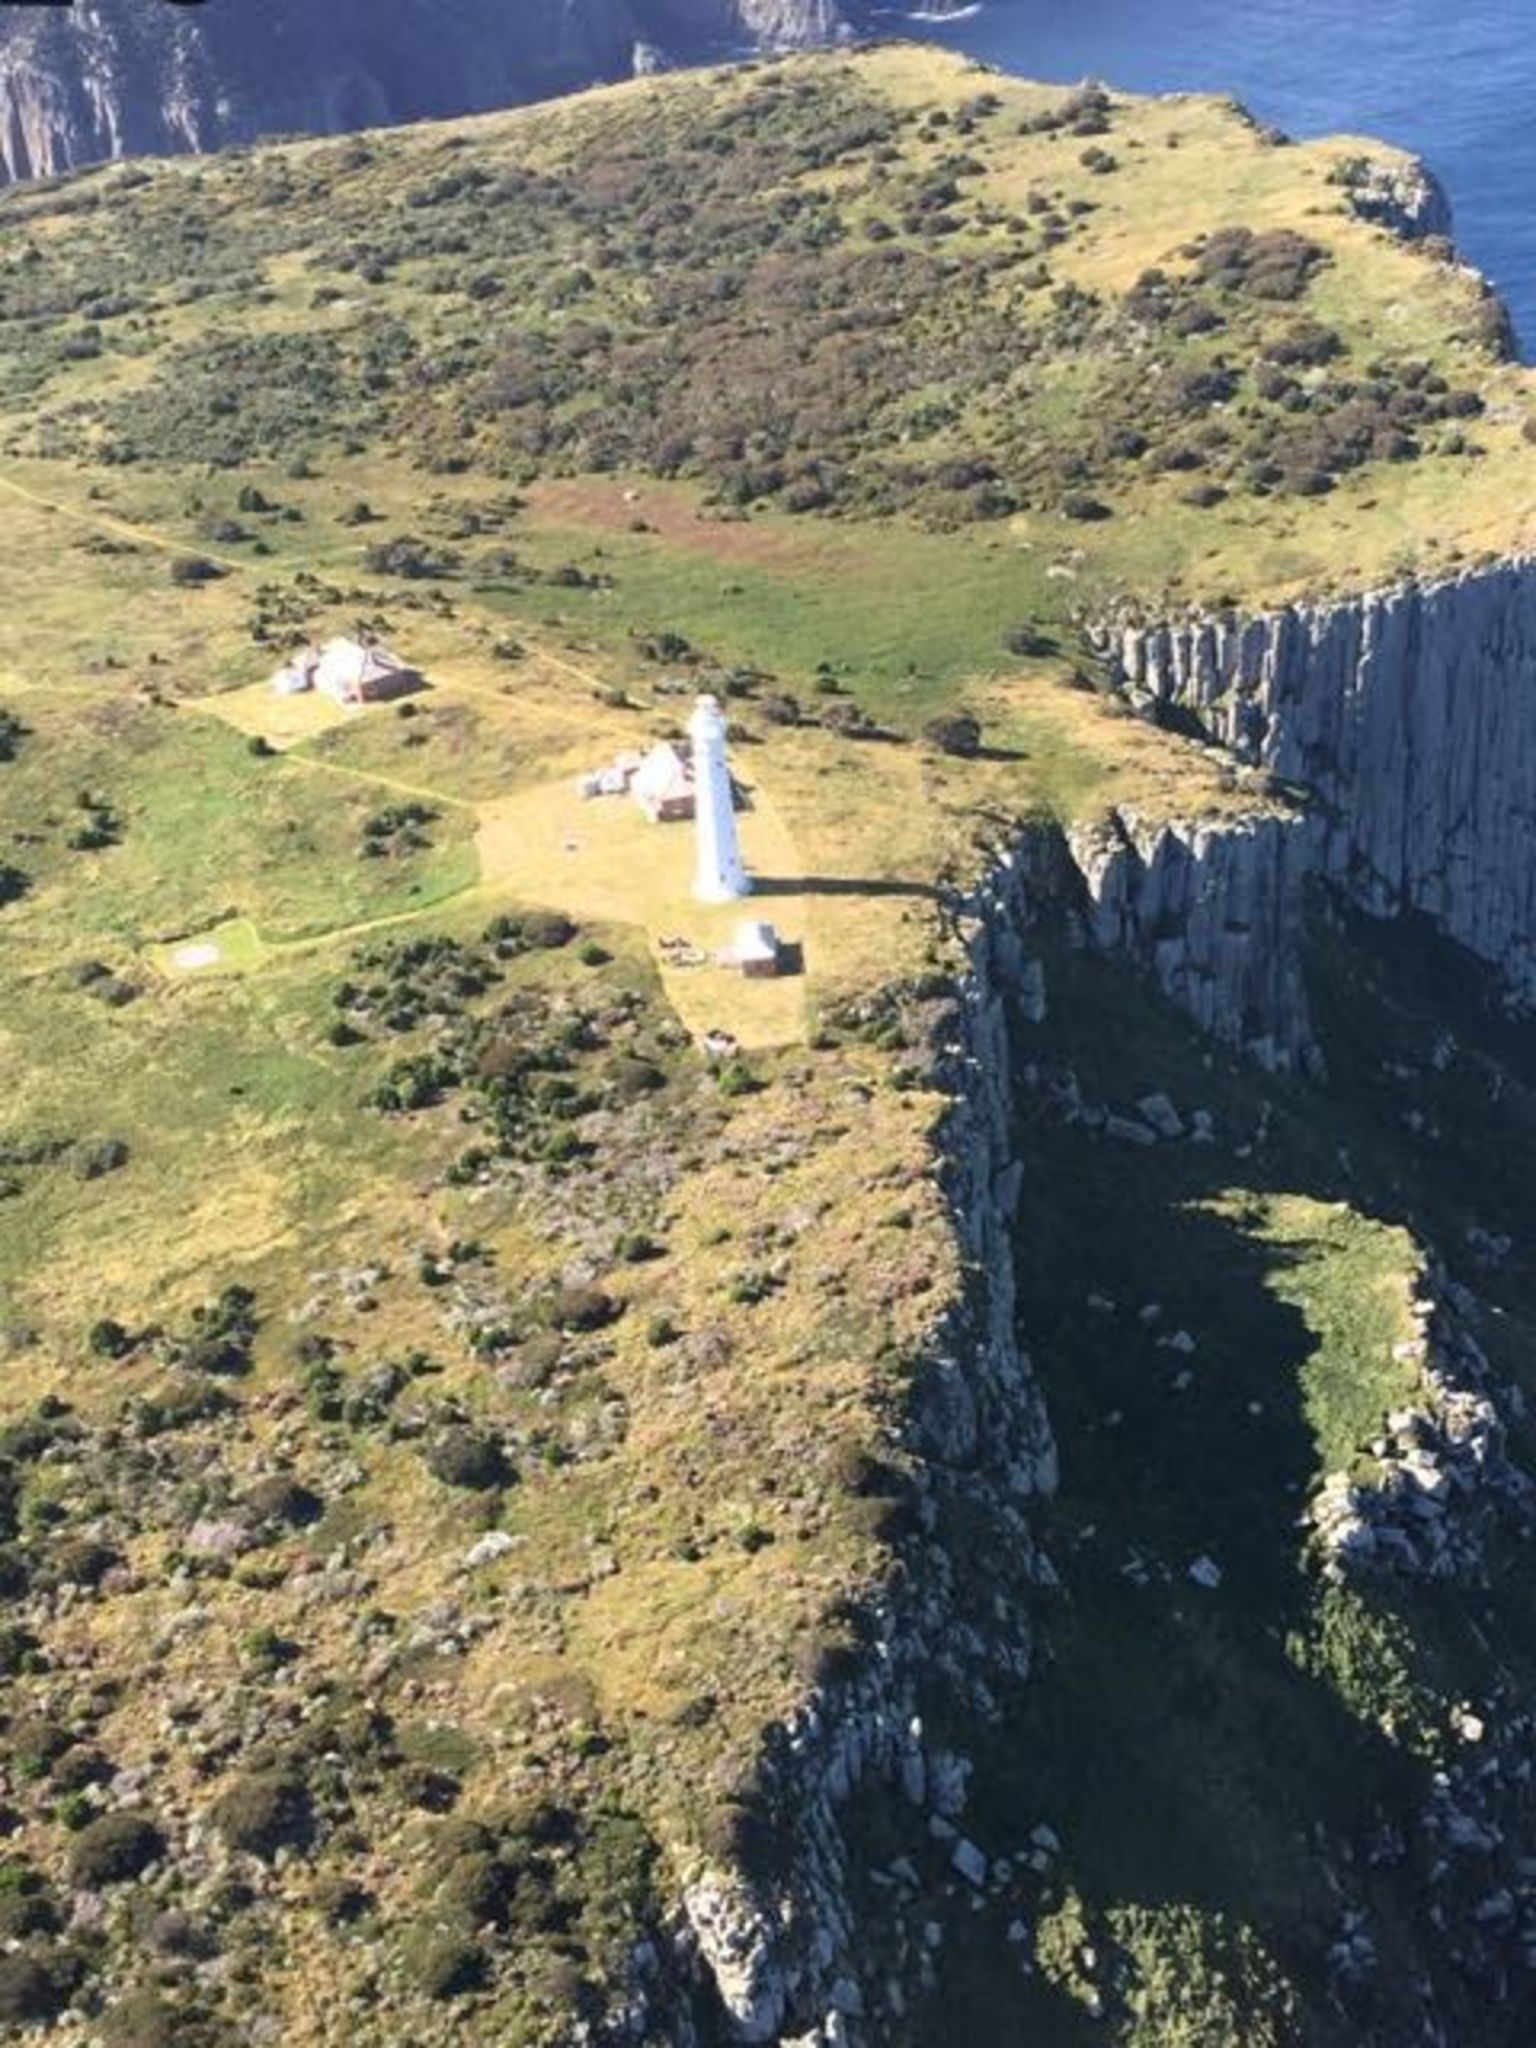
top-left (169, 556), bottom-right (226, 586)
top-left (0, 1950), bottom-right (74, 2026)
top-left (405, 1930), bottom-right (486, 2001)
top-left (212, 1768), bottom-right (311, 1859)
top-left (549, 1286), bottom-right (617, 1333)
top-left (69, 1812), bottom-right (164, 1886)
top-left (922, 712), bottom-right (982, 758)
top-left (425, 1426), bottom-right (508, 1491)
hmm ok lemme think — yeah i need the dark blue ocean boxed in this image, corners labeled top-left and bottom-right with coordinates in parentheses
top-left (898, 0), bottom-right (1535, 352)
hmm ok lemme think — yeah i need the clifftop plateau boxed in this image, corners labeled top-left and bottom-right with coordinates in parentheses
top-left (3, 42), bottom-right (1536, 2048)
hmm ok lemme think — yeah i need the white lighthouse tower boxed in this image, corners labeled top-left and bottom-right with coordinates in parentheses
top-left (689, 693), bottom-right (749, 903)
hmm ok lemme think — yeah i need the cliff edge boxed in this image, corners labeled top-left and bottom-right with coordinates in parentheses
top-left (0, 0), bottom-right (853, 183)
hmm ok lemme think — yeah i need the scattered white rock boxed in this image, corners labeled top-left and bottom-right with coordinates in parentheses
top-left (1188, 1555), bottom-right (1223, 1590)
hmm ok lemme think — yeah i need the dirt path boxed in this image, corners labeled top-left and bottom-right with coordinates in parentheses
top-left (0, 471), bottom-right (250, 573)
top-left (0, 465), bottom-right (614, 697)
top-left (283, 749), bottom-right (480, 811)
top-left (273, 885), bottom-right (493, 956)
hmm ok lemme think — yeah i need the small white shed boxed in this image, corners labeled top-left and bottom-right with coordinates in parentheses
top-left (734, 921), bottom-right (781, 978)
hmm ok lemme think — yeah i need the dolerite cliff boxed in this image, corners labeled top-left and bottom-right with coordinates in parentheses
top-left (1103, 561), bottom-right (1536, 1010)
top-left (670, 589), bottom-right (1536, 2031)
top-left (1064, 806), bottom-right (1322, 1071)
top-left (679, 869), bottom-right (1060, 2041)
top-left (0, 0), bottom-right (853, 183)
top-left (680, 548), bottom-right (1536, 2027)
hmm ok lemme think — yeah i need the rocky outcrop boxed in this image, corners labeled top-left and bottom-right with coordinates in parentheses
top-left (1107, 558), bottom-right (1536, 1005)
top-left (0, 0), bottom-right (854, 184)
top-left (1310, 1270), bottom-right (1533, 1582)
top-left (1332, 150), bottom-right (1453, 241)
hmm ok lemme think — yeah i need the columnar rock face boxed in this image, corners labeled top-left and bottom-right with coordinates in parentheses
top-left (656, 557), bottom-right (1536, 2031)
top-left (1111, 560), bottom-right (1536, 1001)
top-left (0, 0), bottom-right (853, 184)
top-left (1065, 807), bottom-right (1323, 1070)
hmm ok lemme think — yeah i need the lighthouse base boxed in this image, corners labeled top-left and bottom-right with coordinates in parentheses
top-left (693, 874), bottom-right (752, 904)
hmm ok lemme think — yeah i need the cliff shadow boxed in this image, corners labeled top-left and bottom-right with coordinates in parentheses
top-left (904, 920), bottom-right (1536, 2048)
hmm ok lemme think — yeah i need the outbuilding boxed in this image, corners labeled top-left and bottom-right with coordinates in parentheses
top-left (269, 649), bottom-right (318, 696)
top-left (733, 921), bottom-right (781, 978)
top-left (314, 637), bottom-right (421, 705)
top-left (268, 637), bottom-right (422, 705)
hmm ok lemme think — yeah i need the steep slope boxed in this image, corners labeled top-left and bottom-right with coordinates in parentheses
top-left (0, 0), bottom-right (852, 183)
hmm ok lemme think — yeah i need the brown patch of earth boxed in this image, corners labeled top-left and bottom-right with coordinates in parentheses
top-left (524, 477), bottom-right (828, 574)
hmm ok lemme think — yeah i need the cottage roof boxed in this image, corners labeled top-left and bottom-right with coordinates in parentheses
top-left (315, 637), bottom-right (414, 692)
top-left (631, 742), bottom-right (693, 806)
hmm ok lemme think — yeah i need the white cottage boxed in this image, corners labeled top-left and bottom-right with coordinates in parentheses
top-left (314, 637), bottom-right (421, 705)
top-left (631, 742), bottom-right (695, 823)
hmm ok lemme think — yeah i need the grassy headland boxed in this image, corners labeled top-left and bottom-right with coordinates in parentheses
top-left (0, 42), bottom-right (1534, 2047)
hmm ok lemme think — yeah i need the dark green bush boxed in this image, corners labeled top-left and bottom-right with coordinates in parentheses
top-left (922, 712), bottom-right (982, 757)
top-left (168, 555), bottom-right (225, 586)
top-left (100, 1989), bottom-right (227, 2048)
top-left (0, 1950), bottom-right (72, 2026)
top-left (549, 1286), bottom-right (617, 1333)
top-left (212, 1768), bottom-right (311, 1859)
top-left (243, 1475), bottom-right (323, 1527)
top-left (425, 1426), bottom-right (508, 1491)
top-left (89, 1318), bottom-right (133, 1358)
top-left (608, 1056), bottom-right (665, 1101)
top-left (69, 1812), bottom-right (164, 1886)
top-left (405, 1931), bottom-right (486, 2001)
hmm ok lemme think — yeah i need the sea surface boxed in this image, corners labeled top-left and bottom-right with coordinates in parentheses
top-left (894, 0), bottom-right (1536, 353)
